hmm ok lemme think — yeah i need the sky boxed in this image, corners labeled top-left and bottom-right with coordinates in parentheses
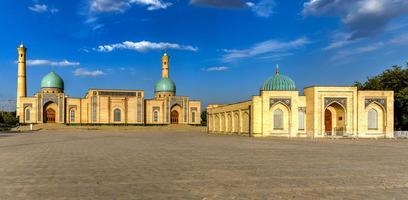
top-left (1, 0), bottom-right (408, 109)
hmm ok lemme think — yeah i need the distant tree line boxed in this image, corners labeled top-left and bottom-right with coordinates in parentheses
top-left (354, 64), bottom-right (408, 130)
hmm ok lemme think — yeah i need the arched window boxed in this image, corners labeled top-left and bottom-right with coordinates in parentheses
top-left (70, 110), bottom-right (75, 122)
top-left (298, 111), bottom-right (305, 130)
top-left (25, 109), bottom-right (30, 122)
top-left (114, 108), bottom-right (121, 122)
top-left (274, 109), bottom-right (284, 130)
top-left (368, 109), bottom-right (378, 130)
top-left (153, 111), bottom-right (158, 122)
top-left (192, 111), bottom-right (196, 123)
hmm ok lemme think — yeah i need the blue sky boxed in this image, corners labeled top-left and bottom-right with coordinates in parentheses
top-left (1, 0), bottom-right (408, 108)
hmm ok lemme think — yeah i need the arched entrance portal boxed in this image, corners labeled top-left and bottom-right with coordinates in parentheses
top-left (43, 101), bottom-right (58, 123)
top-left (171, 110), bottom-right (179, 124)
top-left (44, 108), bottom-right (56, 123)
top-left (170, 104), bottom-right (183, 124)
top-left (324, 102), bottom-right (346, 136)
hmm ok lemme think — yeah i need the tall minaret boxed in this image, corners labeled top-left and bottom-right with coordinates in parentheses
top-left (162, 53), bottom-right (169, 78)
top-left (16, 44), bottom-right (27, 117)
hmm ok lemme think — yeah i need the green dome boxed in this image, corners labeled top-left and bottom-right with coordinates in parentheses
top-left (41, 71), bottom-right (64, 89)
top-left (155, 78), bottom-right (176, 93)
top-left (261, 72), bottom-right (296, 91)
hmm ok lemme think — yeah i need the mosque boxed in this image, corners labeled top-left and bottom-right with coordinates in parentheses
top-left (15, 44), bottom-right (201, 125)
top-left (207, 67), bottom-right (395, 138)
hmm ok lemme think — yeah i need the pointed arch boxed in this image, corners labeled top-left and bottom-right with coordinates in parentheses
top-left (365, 102), bottom-right (386, 134)
top-left (270, 102), bottom-right (290, 134)
top-left (233, 113), bottom-right (240, 133)
top-left (113, 108), bottom-right (121, 122)
top-left (242, 111), bottom-right (250, 133)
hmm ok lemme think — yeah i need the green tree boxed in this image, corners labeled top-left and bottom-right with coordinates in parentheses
top-left (2, 112), bottom-right (18, 126)
top-left (0, 113), bottom-right (4, 124)
top-left (201, 110), bottom-right (207, 126)
top-left (354, 65), bottom-right (408, 130)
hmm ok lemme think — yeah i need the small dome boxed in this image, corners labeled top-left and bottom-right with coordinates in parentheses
top-left (261, 71), bottom-right (296, 91)
top-left (155, 78), bottom-right (176, 93)
top-left (41, 71), bottom-right (64, 89)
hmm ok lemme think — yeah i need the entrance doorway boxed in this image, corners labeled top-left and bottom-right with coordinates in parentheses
top-left (171, 110), bottom-right (179, 124)
top-left (44, 108), bottom-right (56, 123)
top-left (324, 102), bottom-right (346, 136)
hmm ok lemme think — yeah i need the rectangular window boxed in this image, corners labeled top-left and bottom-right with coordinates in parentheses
top-left (298, 111), bottom-right (305, 130)
top-left (70, 110), bottom-right (75, 122)
top-left (25, 109), bottom-right (30, 122)
top-left (274, 109), bottom-right (284, 130)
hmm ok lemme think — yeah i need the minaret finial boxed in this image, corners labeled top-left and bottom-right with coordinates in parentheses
top-left (276, 64), bottom-right (280, 75)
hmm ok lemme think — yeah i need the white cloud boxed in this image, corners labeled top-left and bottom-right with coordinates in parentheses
top-left (222, 37), bottom-right (310, 62)
top-left (27, 59), bottom-right (80, 67)
top-left (303, 0), bottom-right (408, 40)
top-left (74, 68), bottom-right (105, 77)
top-left (89, 0), bottom-right (172, 13)
top-left (95, 40), bottom-right (198, 52)
top-left (28, 4), bottom-right (59, 13)
top-left (29, 4), bottom-right (48, 12)
top-left (203, 66), bottom-right (229, 72)
top-left (250, 0), bottom-right (275, 18)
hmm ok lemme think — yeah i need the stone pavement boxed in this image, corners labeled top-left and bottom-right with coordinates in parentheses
top-left (0, 128), bottom-right (408, 199)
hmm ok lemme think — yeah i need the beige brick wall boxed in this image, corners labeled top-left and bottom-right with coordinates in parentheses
top-left (19, 97), bottom-right (38, 124)
top-left (207, 100), bottom-right (252, 135)
top-left (357, 91), bottom-right (394, 138)
top-left (207, 86), bottom-right (394, 139)
top-left (146, 99), bottom-right (165, 124)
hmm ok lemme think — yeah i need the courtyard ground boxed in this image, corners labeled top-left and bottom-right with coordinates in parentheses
top-left (0, 126), bottom-right (408, 199)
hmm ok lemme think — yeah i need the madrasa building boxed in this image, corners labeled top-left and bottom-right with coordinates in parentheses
top-left (207, 67), bottom-right (395, 138)
top-left (15, 44), bottom-right (201, 125)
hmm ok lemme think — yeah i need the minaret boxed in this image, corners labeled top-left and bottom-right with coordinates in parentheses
top-left (16, 44), bottom-right (27, 117)
top-left (162, 53), bottom-right (169, 78)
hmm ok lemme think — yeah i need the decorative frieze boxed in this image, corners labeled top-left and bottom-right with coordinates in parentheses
top-left (365, 98), bottom-right (387, 110)
top-left (153, 106), bottom-right (160, 111)
top-left (170, 96), bottom-right (185, 108)
top-left (42, 93), bottom-right (59, 106)
top-left (270, 98), bottom-right (291, 109)
top-left (98, 91), bottom-right (137, 97)
top-left (324, 97), bottom-right (347, 109)
top-left (23, 103), bottom-right (32, 108)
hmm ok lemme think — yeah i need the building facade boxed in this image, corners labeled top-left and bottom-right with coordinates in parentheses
top-left (207, 68), bottom-right (394, 138)
top-left (16, 45), bottom-right (201, 125)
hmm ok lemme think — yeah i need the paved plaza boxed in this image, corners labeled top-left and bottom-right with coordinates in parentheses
top-left (0, 127), bottom-right (408, 199)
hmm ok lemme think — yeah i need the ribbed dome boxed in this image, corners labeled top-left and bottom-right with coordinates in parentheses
top-left (41, 71), bottom-right (64, 89)
top-left (261, 71), bottom-right (296, 91)
top-left (155, 78), bottom-right (176, 93)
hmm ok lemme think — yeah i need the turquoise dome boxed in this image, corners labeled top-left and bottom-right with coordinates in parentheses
top-left (41, 71), bottom-right (64, 89)
top-left (261, 72), bottom-right (296, 91)
top-left (155, 78), bottom-right (176, 93)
